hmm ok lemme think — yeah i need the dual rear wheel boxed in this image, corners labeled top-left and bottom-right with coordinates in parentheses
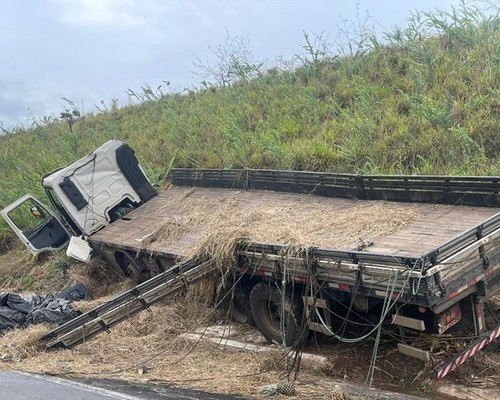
top-left (218, 281), bottom-right (301, 346)
top-left (249, 282), bottom-right (301, 346)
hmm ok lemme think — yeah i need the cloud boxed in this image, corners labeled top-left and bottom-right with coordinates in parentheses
top-left (53, 0), bottom-right (162, 28)
top-left (50, 0), bottom-right (217, 44)
top-left (0, 78), bottom-right (49, 129)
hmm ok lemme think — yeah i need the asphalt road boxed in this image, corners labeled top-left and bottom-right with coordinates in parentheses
top-left (0, 371), bottom-right (247, 400)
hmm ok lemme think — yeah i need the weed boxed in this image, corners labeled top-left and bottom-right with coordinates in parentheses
top-left (20, 274), bottom-right (35, 289)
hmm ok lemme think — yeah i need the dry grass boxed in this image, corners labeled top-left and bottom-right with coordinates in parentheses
top-left (149, 189), bottom-right (421, 253)
top-left (66, 259), bottom-right (136, 298)
top-left (0, 324), bottom-right (49, 362)
top-left (0, 248), bottom-right (34, 291)
top-left (0, 304), bottom-right (288, 397)
top-left (5, 308), bottom-right (497, 399)
top-left (141, 189), bottom-right (423, 319)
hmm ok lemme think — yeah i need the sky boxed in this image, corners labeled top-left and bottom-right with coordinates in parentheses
top-left (0, 0), bottom-right (465, 130)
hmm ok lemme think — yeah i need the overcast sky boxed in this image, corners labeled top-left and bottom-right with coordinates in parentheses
top-left (0, 0), bottom-right (466, 130)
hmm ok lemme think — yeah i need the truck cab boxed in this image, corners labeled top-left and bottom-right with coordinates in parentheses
top-left (1, 140), bottom-right (156, 256)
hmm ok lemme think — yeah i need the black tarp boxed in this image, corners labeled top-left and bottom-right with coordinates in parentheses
top-left (0, 292), bottom-right (79, 332)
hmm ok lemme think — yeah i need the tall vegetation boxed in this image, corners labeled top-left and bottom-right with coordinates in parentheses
top-left (1, 2), bottom-right (499, 247)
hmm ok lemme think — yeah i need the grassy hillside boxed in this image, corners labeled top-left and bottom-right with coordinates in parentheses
top-left (1, 3), bottom-right (499, 249)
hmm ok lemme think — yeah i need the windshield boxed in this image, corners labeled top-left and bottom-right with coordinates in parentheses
top-left (45, 187), bottom-right (82, 236)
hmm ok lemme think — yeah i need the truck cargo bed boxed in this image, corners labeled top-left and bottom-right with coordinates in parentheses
top-left (88, 169), bottom-right (500, 310)
top-left (90, 186), bottom-right (499, 262)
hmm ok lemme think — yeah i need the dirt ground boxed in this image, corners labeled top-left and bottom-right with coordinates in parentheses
top-left (0, 251), bottom-right (499, 400)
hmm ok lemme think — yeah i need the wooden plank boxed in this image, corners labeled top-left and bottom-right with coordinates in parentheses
top-left (392, 314), bottom-right (426, 331)
top-left (398, 343), bottom-right (431, 361)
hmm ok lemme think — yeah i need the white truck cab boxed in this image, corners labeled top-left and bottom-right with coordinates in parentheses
top-left (1, 140), bottom-right (156, 256)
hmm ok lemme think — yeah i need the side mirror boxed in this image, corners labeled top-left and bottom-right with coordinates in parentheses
top-left (30, 206), bottom-right (46, 219)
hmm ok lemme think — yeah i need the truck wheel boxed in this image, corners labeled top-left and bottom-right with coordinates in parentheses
top-left (249, 282), bottom-right (300, 346)
top-left (217, 284), bottom-right (253, 325)
top-left (115, 252), bottom-right (150, 283)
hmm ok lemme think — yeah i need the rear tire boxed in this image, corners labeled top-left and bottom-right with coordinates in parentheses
top-left (249, 282), bottom-right (300, 346)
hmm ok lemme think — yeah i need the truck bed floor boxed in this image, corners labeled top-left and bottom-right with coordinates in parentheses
top-left (89, 186), bottom-right (500, 260)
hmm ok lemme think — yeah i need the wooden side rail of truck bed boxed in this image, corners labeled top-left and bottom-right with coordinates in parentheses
top-left (169, 169), bottom-right (500, 207)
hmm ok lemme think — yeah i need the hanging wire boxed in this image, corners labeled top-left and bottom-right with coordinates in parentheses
top-left (366, 268), bottom-right (399, 386)
top-left (312, 256), bottom-right (425, 343)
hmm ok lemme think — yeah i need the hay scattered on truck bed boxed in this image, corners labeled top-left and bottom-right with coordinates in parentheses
top-left (148, 188), bottom-right (421, 253)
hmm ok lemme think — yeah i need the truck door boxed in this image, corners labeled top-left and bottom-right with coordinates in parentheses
top-left (1, 195), bottom-right (71, 255)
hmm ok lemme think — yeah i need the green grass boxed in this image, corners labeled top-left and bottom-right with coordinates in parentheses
top-left (1, 2), bottom-right (499, 248)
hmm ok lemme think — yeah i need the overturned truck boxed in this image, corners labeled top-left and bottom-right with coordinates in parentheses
top-left (2, 140), bottom-right (500, 377)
